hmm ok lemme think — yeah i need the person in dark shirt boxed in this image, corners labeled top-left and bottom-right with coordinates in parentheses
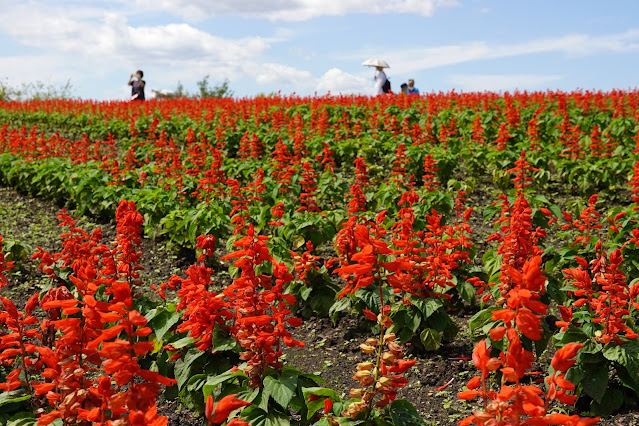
top-left (128, 70), bottom-right (145, 101)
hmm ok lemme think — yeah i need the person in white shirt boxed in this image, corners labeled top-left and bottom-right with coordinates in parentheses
top-left (374, 66), bottom-right (387, 95)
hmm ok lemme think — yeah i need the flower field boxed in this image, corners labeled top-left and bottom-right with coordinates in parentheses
top-left (0, 91), bottom-right (638, 425)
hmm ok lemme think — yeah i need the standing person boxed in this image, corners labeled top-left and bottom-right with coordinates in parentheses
top-left (374, 66), bottom-right (387, 95)
top-left (400, 83), bottom-right (408, 94)
top-left (128, 70), bottom-right (145, 101)
top-left (406, 79), bottom-right (419, 95)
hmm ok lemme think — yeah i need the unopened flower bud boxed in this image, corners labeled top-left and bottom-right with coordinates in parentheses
top-left (353, 370), bottom-right (372, 379)
top-left (357, 361), bottom-right (374, 370)
top-left (387, 341), bottom-right (403, 352)
top-left (381, 316), bottom-right (393, 329)
top-left (365, 338), bottom-right (379, 346)
top-left (486, 357), bottom-right (502, 371)
top-left (383, 333), bottom-right (396, 343)
top-left (381, 352), bottom-right (395, 364)
top-left (362, 392), bottom-right (374, 403)
top-left (361, 376), bottom-right (375, 387)
top-left (473, 410), bottom-right (493, 422)
top-left (378, 376), bottom-right (391, 387)
top-left (349, 388), bottom-right (364, 398)
top-left (360, 344), bottom-right (376, 354)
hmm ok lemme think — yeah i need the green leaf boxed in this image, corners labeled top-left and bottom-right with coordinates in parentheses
top-left (458, 280), bottom-right (476, 302)
top-left (300, 286), bottom-right (313, 300)
top-left (545, 277), bottom-right (565, 304)
top-left (302, 387), bottom-right (340, 420)
top-left (203, 369), bottom-right (247, 398)
top-left (328, 297), bottom-right (351, 323)
top-left (469, 308), bottom-right (494, 336)
top-left (0, 389), bottom-right (30, 408)
top-left (226, 235), bottom-right (240, 253)
top-left (590, 387), bottom-right (623, 416)
top-left (581, 363), bottom-right (609, 403)
top-left (354, 287), bottom-right (381, 312)
top-left (565, 362), bottom-right (585, 387)
top-left (555, 325), bottom-right (589, 345)
top-left (174, 350), bottom-right (207, 390)
top-left (263, 374), bottom-right (296, 409)
top-left (412, 298), bottom-right (443, 319)
top-left (548, 204), bottom-right (562, 219)
top-left (282, 365), bottom-right (324, 384)
top-left (420, 328), bottom-right (442, 351)
top-left (428, 310), bottom-right (451, 332)
top-left (170, 336), bottom-right (195, 349)
top-left (7, 412), bottom-right (37, 426)
top-left (236, 387), bottom-right (261, 404)
top-left (483, 204), bottom-right (499, 221)
top-left (389, 399), bottom-right (427, 426)
top-left (292, 235), bottom-right (305, 249)
top-left (242, 406), bottom-right (291, 426)
top-left (390, 309), bottom-right (420, 337)
top-left (146, 305), bottom-right (181, 341)
top-left (306, 398), bottom-right (326, 420)
top-left (531, 194), bottom-right (550, 205)
top-left (604, 341), bottom-right (639, 383)
top-left (616, 362), bottom-right (639, 395)
top-left (443, 319), bottom-right (459, 341)
top-left (259, 387), bottom-right (271, 412)
top-left (186, 374), bottom-right (207, 392)
top-left (211, 323), bottom-right (238, 352)
top-left (302, 387), bottom-right (340, 399)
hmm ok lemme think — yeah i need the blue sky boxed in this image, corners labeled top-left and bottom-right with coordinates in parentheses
top-left (1, 0), bottom-right (638, 100)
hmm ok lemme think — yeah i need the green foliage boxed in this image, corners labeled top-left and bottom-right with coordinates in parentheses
top-left (1, 239), bottom-right (32, 268)
top-left (152, 76), bottom-right (233, 100)
top-left (0, 78), bottom-right (74, 101)
top-left (152, 81), bottom-right (187, 99)
top-left (196, 76), bottom-right (234, 99)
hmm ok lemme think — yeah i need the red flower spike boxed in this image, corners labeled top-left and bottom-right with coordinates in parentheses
top-left (208, 394), bottom-right (251, 424)
top-left (551, 343), bottom-right (584, 372)
top-left (362, 308), bottom-right (378, 322)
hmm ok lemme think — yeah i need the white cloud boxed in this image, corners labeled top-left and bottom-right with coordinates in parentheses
top-left (0, 55), bottom-right (81, 87)
top-left (0, 1), bottom-right (286, 97)
top-left (362, 29), bottom-right (639, 74)
top-left (135, 0), bottom-right (460, 22)
top-left (253, 63), bottom-right (313, 86)
top-left (0, 6), bottom-right (269, 67)
top-left (449, 74), bottom-right (564, 91)
top-left (316, 68), bottom-right (371, 94)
